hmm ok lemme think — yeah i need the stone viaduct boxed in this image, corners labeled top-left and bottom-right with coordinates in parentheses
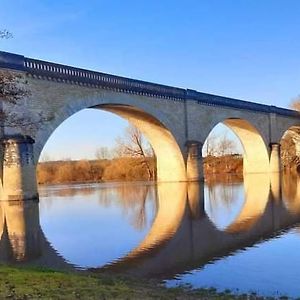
top-left (0, 51), bottom-right (299, 201)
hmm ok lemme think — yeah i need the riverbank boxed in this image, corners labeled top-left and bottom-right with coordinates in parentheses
top-left (37, 155), bottom-right (243, 185)
top-left (0, 265), bottom-right (278, 299)
top-left (37, 157), bottom-right (156, 185)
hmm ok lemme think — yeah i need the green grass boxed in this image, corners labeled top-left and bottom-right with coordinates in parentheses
top-left (0, 265), bottom-right (283, 299)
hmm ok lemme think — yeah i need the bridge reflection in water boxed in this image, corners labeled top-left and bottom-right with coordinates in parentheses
top-left (1, 173), bottom-right (300, 293)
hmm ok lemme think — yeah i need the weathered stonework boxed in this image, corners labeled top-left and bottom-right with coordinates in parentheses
top-left (2, 136), bottom-right (34, 167)
top-left (0, 135), bottom-right (38, 201)
top-left (186, 141), bottom-right (203, 181)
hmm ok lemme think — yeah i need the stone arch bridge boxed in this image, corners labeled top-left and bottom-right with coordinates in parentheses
top-left (0, 51), bottom-right (299, 201)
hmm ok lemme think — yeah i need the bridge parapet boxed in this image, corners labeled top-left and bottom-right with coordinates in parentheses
top-left (0, 51), bottom-right (299, 118)
top-left (0, 51), bottom-right (185, 100)
top-left (186, 89), bottom-right (299, 117)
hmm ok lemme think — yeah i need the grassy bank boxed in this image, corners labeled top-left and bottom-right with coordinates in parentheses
top-left (0, 265), bottom-right (276, 299)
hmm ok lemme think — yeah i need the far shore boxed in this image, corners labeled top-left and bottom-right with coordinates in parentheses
top-left (37, 155), bottom-right (244, 186)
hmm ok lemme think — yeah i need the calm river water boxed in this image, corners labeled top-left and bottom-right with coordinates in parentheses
top-left (2, 172), bottom-right (300, 297)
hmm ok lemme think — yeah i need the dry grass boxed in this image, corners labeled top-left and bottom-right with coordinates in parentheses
top-left (37, 158), bottom-right (156, 185)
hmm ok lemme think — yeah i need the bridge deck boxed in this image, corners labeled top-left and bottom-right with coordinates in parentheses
top-left (0, 51), bottom-right (298, 118)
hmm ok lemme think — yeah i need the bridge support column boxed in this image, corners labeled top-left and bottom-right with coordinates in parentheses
top-left (0, 135), bottom-right (38, 201)
top-left (186, 141), bottom-right (203, 181)
top-left (269, 143), bottom-right (281, 173)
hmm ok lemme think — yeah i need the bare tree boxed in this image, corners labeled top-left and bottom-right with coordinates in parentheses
top-left (204, 132), bottom-right (237, 157)
top-left (115, 124), bottom-right (156, 180)
top-left (39, 153), bottom-right (52, 162)
top-left (290, 95), bottom-right (300, 112)
top-left (0, 70), bottom-right (52, 131)
top-left (280, 97), bottom-right (300, 170)
top-left (203, 134), bottom-right (217, 157)
top-left (217, 133), bottom-right (237, 156)
top-left (0, 31), bottom-right (52, 131)
top-left (0, 29), bottom-right (12, 39)
top-left (95, 146), bottom-right (111, 160)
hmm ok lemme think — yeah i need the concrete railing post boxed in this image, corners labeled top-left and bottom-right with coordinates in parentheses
top-left (1, 135), bottom-right (38, 201)
top-left (186, 140), bottom-right (203, 181)
top-left (269, 143), bottom-right (281, 173)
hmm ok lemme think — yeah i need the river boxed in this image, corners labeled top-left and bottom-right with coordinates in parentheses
top-left (1, 172), bottom-right (300, 298)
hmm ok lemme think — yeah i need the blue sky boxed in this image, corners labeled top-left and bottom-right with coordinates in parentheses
top-left (1, 0), bottom-right (300, 159)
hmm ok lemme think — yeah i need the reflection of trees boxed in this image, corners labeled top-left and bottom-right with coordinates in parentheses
top-left (205, 176), bottom-right (243, 223)
top-left (39, 185), bottom-right (95, 198)
top-left (207, 182), bottom-right (239, 207)
top-left (130, 187), bottom-right (149, 230)
top-left (39, 185), bottom-right (97, 211)
top-left (97, 184), bottom-right (157, 231)
top-left (282, 171), bottom-right (300, 214)
top-left (205, 180), bottom-right (242, 228)
top-left (39, 183), bottom-right (157, 231)
top-left (205, 173), bottom-right (243, 185)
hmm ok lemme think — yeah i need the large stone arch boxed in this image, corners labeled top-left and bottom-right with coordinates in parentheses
top-left (34, 96), bottom-right (187, 182)
top-left (204, 118), bottom-right (270, 174)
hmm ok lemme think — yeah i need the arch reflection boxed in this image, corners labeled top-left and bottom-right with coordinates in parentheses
top-left (225, 174), bottom-right (270, 233)
top-left (1, 173), bottom-right (300, 281)
top-left (100, 173), bottom-right (300, 279)
top-left (0, 200), bottom-right (70, 269)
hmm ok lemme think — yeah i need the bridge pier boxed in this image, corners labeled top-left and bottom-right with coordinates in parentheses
top-left (0, 135), bottom-right (38, 201)
top-left (186, 141), bottom-right (203, 182)
top-left (187, 182), bottom-right (205, 218)
top-left (269, 143), bottom-right (281, 173)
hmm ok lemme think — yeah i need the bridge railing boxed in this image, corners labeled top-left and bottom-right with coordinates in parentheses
top-left (0, 51), bottom-right (299, 117)
top-left (186, 89), bottom-right (299, 117)
top-left (23, 57), bottom-right (186, 100)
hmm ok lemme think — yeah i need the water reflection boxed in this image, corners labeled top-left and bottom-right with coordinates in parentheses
top-left (225, 174), bottom-right (270, 233)
top-left (0, 200), bottom-right (40, 262)
top-left (282, 172), bottom-right (300, 214)
top-left (205, 182), bottom-right (244, 231)
top-left (101, 174), bottom-right (292, 278)
top-left (1, 173), bottom-right (300, 296)
top-left (0, 200), bottom-right (70, 270)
